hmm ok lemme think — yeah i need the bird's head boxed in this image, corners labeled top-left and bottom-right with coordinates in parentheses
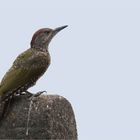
top-left (31, 25), bottom-right (68, 51)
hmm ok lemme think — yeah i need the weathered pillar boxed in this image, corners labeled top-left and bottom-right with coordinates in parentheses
top-left (0, 94), bottom-right (77, 140)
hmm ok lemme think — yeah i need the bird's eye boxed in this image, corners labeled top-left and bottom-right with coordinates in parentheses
top-left (45, 31), bottom-right (49, 35)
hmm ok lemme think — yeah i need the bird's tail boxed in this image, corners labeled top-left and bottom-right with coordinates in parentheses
top-left (0, 91), bottom-right (14, 121)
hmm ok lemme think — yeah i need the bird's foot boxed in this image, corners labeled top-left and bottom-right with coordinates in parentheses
top-left (33, 91), bottom-right (46, 97)
top-left (20, 91), bottom-right (33, 98)
top-left (24, 91), bottom-right (47, 98)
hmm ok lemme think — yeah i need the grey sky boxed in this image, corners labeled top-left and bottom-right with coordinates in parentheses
top-left (0, 0), bottom-right (140, 140)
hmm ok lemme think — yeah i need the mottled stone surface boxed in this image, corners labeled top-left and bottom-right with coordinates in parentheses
top-left (0, 94), bottom-right (77, 140)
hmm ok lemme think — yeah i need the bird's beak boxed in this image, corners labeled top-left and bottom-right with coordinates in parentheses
top-left (53, 25), bottom-right (68, 35)
top-left (45, 25), bottom-right (68, 47)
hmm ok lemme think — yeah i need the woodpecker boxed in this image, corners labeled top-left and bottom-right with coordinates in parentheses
top-left (0, 25), bottom-right (67, 102)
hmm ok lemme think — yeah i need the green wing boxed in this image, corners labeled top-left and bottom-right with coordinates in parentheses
top-left (0, 49), bottom-right (49, 97)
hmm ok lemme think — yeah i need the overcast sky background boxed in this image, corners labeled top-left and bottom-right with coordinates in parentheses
top-left (0, 0), bottom-right (140, 140)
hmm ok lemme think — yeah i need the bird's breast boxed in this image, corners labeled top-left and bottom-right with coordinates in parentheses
top-left (35, 51), bottom-right (51, 68)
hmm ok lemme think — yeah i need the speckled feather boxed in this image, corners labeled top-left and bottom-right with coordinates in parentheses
top-left (0, 48), bottom-right (50, 100)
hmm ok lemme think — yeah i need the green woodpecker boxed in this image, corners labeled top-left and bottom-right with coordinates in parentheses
top-left (0, 25), bottom-right (68, 101)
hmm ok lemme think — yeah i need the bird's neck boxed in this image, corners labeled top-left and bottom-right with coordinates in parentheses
top-left (31, 44), bottom-right (49, 52)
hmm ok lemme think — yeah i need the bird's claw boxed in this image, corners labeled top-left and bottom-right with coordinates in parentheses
top-left (25, 91), bottom-right (47, 99)
top-left (33, 91), bottom-right (46, 97)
